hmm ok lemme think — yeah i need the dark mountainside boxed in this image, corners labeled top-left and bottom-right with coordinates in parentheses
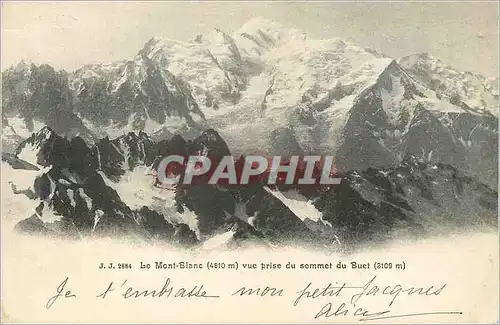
top-left (4, 127), bottom-right (497, 251)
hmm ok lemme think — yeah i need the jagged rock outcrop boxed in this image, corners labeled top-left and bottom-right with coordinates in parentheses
top-left (3, 127), bottom-right (496, 250)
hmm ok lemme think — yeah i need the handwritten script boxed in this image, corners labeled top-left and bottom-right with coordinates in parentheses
top-left (46, 275), bottom-right (462, 322)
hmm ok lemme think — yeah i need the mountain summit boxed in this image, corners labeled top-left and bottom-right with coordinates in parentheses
top-left (2, 18), bottom-right (498, 187)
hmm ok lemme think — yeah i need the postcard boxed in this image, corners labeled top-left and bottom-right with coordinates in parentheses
top-left (1, 1), bottom-right (498, 323)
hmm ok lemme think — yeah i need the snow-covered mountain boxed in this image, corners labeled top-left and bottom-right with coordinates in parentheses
top-left (2, 18), bottom-right (497, 187)
top-left (398, 52), bottom-right (498, 117)
top-left (2, 60), bottom-right (95, 152)
top-left (1, 18), bottom-right (498, 249)
top-left (70, 53), bottom-right (205, 139)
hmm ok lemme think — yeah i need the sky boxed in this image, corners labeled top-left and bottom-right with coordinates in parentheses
top-left (1, 1), bottom-right (499, 77)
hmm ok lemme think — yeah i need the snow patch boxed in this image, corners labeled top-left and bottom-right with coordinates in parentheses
top-left (93, 209), bottom-right (105, 233)
top-left (38, 204), bottom-right (64, 223)
top-left (78, 188), bottom-right (93, 210)
top-left (1, 162), bottom-right (45, 228)
top-left (264, 187), bottom-right (323, 222)
top-left (67, 189), bottom-right (76, 207)
top-left (97, 168), bottom-right (201, 238)
top-left (380, 75), bottom-right (407, 125)
top-left (202, 230), bottom-right (236, 250)
top-left (17, 143), bottom-right (40, 167)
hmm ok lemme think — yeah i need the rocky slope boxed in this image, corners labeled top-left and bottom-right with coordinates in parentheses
top-left (3, 127), bottom-right (497, 250)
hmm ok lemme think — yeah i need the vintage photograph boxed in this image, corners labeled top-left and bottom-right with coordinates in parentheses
top-left (1, 1), bottom-right (498, 323)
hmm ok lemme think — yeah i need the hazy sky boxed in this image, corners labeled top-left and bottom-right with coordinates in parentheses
top-left (2, 1), bottom-right (499, 76)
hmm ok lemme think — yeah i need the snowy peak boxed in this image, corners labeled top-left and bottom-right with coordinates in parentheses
top-left (30, 126), bottom-right (55, 142)
top-left (398, 52), bottom-right (452, 75)
top-left (235, 17), bottom-right (307, 51)
top-left (139, 18), bottom-right (384, 114)
top-left (15, 126), bottom-right (60, 167)
top-left (2, 61), bottom-right (96, 148)
top-left (69, 53), bottom-right (205, 138)
top-left (10, 59), bottom-right (34, 75)
top-left (398, 53), bottom-right (499, 116)
top-left (190, 128), bottom-right (231, 158)
top-left (139, 36), bottom-right (166, 58)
